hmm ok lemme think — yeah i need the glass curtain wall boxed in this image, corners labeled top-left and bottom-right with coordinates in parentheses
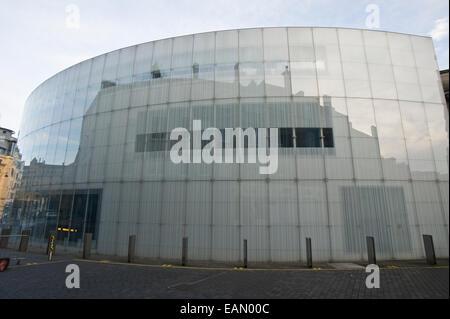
top-left (3, 27), bottom-right (447, 262)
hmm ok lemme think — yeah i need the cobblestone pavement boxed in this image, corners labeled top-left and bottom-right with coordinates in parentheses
top-left (0, 249), bottom-right (448, 299)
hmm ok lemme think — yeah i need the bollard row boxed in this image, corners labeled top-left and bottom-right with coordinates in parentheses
top-left (5, 229), bottom-right (436, 267)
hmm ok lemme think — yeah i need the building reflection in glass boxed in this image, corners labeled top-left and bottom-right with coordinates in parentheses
top-left (2, 28), bottom-right (447, 262)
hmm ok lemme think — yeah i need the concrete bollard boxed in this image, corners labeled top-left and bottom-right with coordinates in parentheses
top-left (0, 228), bottom-right (11, 248)
top-left (182, 237), bottom-right (188, 266)
top-left (83, 233), bottom-right (92, 259)
top-left (366, 236), bottom-right (376, 265)
top-left (422, 234), bottom-right (436, 265)
top-left (18, 230), bottom-right (31, 252)
top-left (243, 239), bottom-right (248, 268)
top-left (128, 235), bottom-right (136, 263)
top-left (306, 237), bottom-right (312, 268)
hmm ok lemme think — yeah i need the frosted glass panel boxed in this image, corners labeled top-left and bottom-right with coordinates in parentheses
top-left (288, 27), bottom-right (315, 62)
top-left (239, 29), bottom-right (263, 62)
top-left (288, 27), bottom-right (318, 97)
top-left (346, 98), bottom-right (376, 137)
top-left (298, 181), bottom-right (330, 260)
top-left (216, 30), bottom-right (238, 64)
top-left (122, 106), bottom-right (146, 181)
top-left (215, 63), bottom-right (238, 98)
top-left (342, 62), bottom-right (371, 98)
top-left (192, 32), bottom-right (215, 100)
top-left (369, 64), bottom-right (397, 99)
top-left (388, 33), bottom-right (415, 67)
top-left (411, 36), bottom-right (439, 69)
top-left (171, 35), bottom-right (193, 68)
top-left (117, 46), bottom-right (136, 81)
top-left (314, 30), bottom-right (345, 97)
top-left (239, 62), bottom-right (265, 97)
top-left (263, 28), bottom-right (288, 61)
top-left (134, 42), bottom-right (153, 74)
top-left (265, 61), bottom-right (291, 96)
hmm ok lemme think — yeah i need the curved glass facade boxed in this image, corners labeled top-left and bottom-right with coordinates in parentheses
top-left (4, 27), bottom-right (449, 262)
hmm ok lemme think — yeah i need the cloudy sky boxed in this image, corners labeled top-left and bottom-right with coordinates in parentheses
top-left (0, 0), bottom-right (448, 135)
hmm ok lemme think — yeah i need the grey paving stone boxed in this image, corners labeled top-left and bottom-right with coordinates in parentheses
top-left (0, 249), bottom-right (448, 299)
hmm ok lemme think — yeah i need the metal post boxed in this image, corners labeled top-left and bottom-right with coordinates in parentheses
top-left (243, 239), bottom-right (248, 268)
top-left (18, 230), bottom-right (31, 252)
top-left (182, 237), bottom-right (188, 266)
top-left (128, 235), bottom-right (136, 263)
top-left (83, 233), bottom-right (92, 259)
top-left (48, 234), bottom-right (56, 261)
top-left (0, 228), bottom-right (11, 248)
top-left (306, 237), bottom-right (312, 268)
top-left (366, 236), bottom-right (376, 265)
top-left (46, 230), bottom-right (57, 255)
top-left (422, 234), bottom-right (436, 265)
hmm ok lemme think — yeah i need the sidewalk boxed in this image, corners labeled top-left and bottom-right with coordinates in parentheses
top-left (1, 248), bottom-right (448, 298)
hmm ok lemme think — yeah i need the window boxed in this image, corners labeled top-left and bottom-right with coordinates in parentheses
top-left (146, 133), bottom-right (167, 151)
top-left (135, 127), bottom-right (334, 152)
top-left (279, 128), bottom-right (294, 148)
top-left (85, 190), bottom-right (101, 242)
top-left (151, 69), bottom-right (161, 79)
top-left (192, 63), bottom-right (199, 78)
top-left (296, 128), bottom-right (321, 147)
top-left (101, 80), bottom-right (116, 89)
top-left (136, 133), bottom-right (167, 152)
top-left (322, 128), bottom-right (334, 148)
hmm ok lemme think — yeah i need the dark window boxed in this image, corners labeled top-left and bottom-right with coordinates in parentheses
top-left (57, 191), bottom-right (73, 242)
top-left (279, 128), bottom-right (294, 148)
top-left (151, 69), bottom-right (161, 79)
top-left (85, 190), bottom-right (101, 242)
top-left (192, 63), bottom-right (199, 79)
top-left (296, 128), bottom-right (321, 147)
top-left (44, 193), bottom-right (59, 240)
top-left (147, 132), bottom-right (167, 151)
top-left (101, 80), bottom-right (116, 89)
top-left (69, 191), bottom-right (88, 244)
top-left (322, 128), bottom-right (334, 148)
top-left (135, 127), bottom-right (334, 153)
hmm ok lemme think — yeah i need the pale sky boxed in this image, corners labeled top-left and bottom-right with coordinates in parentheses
top-left (0, 0), bottom-right (448, 136)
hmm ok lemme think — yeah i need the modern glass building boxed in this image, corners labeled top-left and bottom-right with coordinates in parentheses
top-left (3, 27), bottom-right (448, 263)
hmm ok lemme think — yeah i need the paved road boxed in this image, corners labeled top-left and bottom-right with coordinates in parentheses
top-left (0, 250), bottom-right (448, 299)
